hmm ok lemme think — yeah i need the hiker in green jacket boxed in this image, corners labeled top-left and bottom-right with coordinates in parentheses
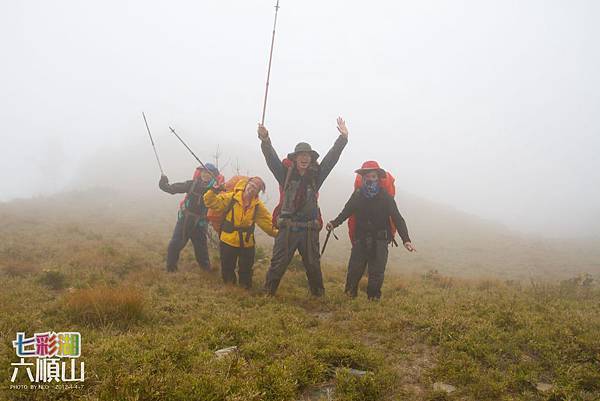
top-left (257, 117), bottom-right (349, 296)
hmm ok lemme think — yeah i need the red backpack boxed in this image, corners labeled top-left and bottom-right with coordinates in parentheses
top-left (348, 172), bottom-right (397, 242)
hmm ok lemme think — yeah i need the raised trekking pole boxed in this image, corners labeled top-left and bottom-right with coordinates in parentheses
top-left (321, 228), bottom-right (339, 256)
top-left (260, 0), bottom-right (281, 125)
top-left (142, 112), bottom-right (164, 175)
top-left (168, 126), bottom-right (219, 182)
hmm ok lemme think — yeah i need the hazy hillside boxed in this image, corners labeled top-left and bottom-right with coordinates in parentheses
top-left (321, 189), bottom-right (600, 281)
top-left (2, 186), bottom-right (598, 282)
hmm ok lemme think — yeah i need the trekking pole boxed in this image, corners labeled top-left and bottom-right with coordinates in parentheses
top-left (168, 126), bottom-right (219, 182)
top-left (142, 112), bottom-right (164, 175)
top-left (321, 228), bottom-right (339, 255)
top-left (260, 0), bottom-right (281, 125)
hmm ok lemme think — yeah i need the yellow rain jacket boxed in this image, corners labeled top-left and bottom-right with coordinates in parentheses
top-left (203, 178), bottom-right (277, 248)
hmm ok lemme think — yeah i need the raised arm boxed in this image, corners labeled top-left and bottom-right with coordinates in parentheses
top-left (317, 117), bottom-right (349, 189)
top-left (258, 124), bottom-right (286, 185)
top-left (159, 175), bottom-right (193, 195)
top-left (203, 188), bottom-right (234, 212)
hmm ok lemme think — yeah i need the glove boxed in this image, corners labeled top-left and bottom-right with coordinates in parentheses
top-left (159, 175), bottom-right (168, 186)
top-left (210, 183), bottom-right (225, 193)
top-left (257, 124), bottom-right (270, 141)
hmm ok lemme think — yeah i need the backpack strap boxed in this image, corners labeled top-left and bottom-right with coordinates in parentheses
top-left (219, 194), bottom-right (237, 234)
top-left (187, 178), bottom-right (206, 208)
top-left (221, 196), bottom-right (260, 248)
top-left (283, 163), bottom-right (294, 190)
top-left (243, 204), bottom-right (259, 245)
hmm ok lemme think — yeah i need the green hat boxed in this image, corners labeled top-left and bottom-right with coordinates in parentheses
top-left (287, 142), bottom-right (320, 161)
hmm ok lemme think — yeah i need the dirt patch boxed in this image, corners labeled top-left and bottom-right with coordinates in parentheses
top-left (392, 343), bottom-right (438, 400)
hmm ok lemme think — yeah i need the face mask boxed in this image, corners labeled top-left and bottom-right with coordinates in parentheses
top-left (362, 179), bottom-right (380, 198)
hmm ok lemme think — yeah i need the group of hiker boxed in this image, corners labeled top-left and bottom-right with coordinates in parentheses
top-left (159, 117), bottom-right (415, 300)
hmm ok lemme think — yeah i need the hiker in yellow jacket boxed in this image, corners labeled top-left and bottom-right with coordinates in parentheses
top-left (204, 177), bottom-right (277, 289)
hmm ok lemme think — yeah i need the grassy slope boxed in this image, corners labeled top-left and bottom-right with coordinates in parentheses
top-left (0, 193), bottom-right (599, 401)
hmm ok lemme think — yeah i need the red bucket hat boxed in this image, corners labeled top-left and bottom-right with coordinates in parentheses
top-left (354, 161), bottom-right (386, 178)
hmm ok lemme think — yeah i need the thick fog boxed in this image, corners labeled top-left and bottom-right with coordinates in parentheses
top-left (1, 0), bottom-right (599, 238)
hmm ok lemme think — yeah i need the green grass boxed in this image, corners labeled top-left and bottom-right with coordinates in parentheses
top-left (0, 213), bottom-right (599, 400)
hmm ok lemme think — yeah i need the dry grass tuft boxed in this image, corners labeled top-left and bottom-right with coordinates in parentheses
top-left (421, 269), bottom-right (454, 289)
top-left (63, 285), bottom-right (146, 327)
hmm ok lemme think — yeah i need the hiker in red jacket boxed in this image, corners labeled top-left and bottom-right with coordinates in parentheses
top-left (327, 161), bottom-right (416, 300)
top-left (258, 117), bottom-right (349, 296)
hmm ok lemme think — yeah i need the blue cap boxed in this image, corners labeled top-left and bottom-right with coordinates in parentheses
top-left (200, 163), bottom-right (219, 176)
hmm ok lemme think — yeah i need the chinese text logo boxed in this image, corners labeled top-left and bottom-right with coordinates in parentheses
top-left (10, 332), bottom-right (85, 384)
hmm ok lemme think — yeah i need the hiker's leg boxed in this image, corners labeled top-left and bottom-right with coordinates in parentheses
top-left (219, 241), bottom-right (238, 284)
top-left (345, 243), bottom-right (368, 297)
top-left (237, 246), bottom-right (256, 289)
top-left (190, 225), bottom-right (211, 271)
top-left (265, 230), bottom-right (298, 295)
top-left (166, 218), bottom-right (189, 272)
top-left (297, 230), bottom-right (325, 296)
top-left (366, 240), bottom-right (389, 300)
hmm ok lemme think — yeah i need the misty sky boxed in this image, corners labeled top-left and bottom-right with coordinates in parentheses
top-left (1, 0), bottom-right (599, 238)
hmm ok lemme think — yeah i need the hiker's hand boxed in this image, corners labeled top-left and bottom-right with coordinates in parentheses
top-left (211, 183), bottom-right (224, 192)
top-left (404, 242), bottom-right (416, 252)
top-left (336, 117), bottom-right (348, 138)
top-left (159, 175), bottom-right (169, 185)
top-left (257, 124), bottom-right (269, 141)
top-left (326, 222), bottom-right (335, 231)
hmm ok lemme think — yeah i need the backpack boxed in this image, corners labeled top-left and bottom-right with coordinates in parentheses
top-left (272, 159), bottom-right (322, 228)
top-left (348, 172), bottom-right (397, 243)
top-left (207, 175), bottom-right (246, 232)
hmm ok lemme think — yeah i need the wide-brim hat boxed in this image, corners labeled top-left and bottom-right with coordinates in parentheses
top-left (355, 160), bottom-right (386, 178)
top-left (287, 142), bottom-right (320, 161)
